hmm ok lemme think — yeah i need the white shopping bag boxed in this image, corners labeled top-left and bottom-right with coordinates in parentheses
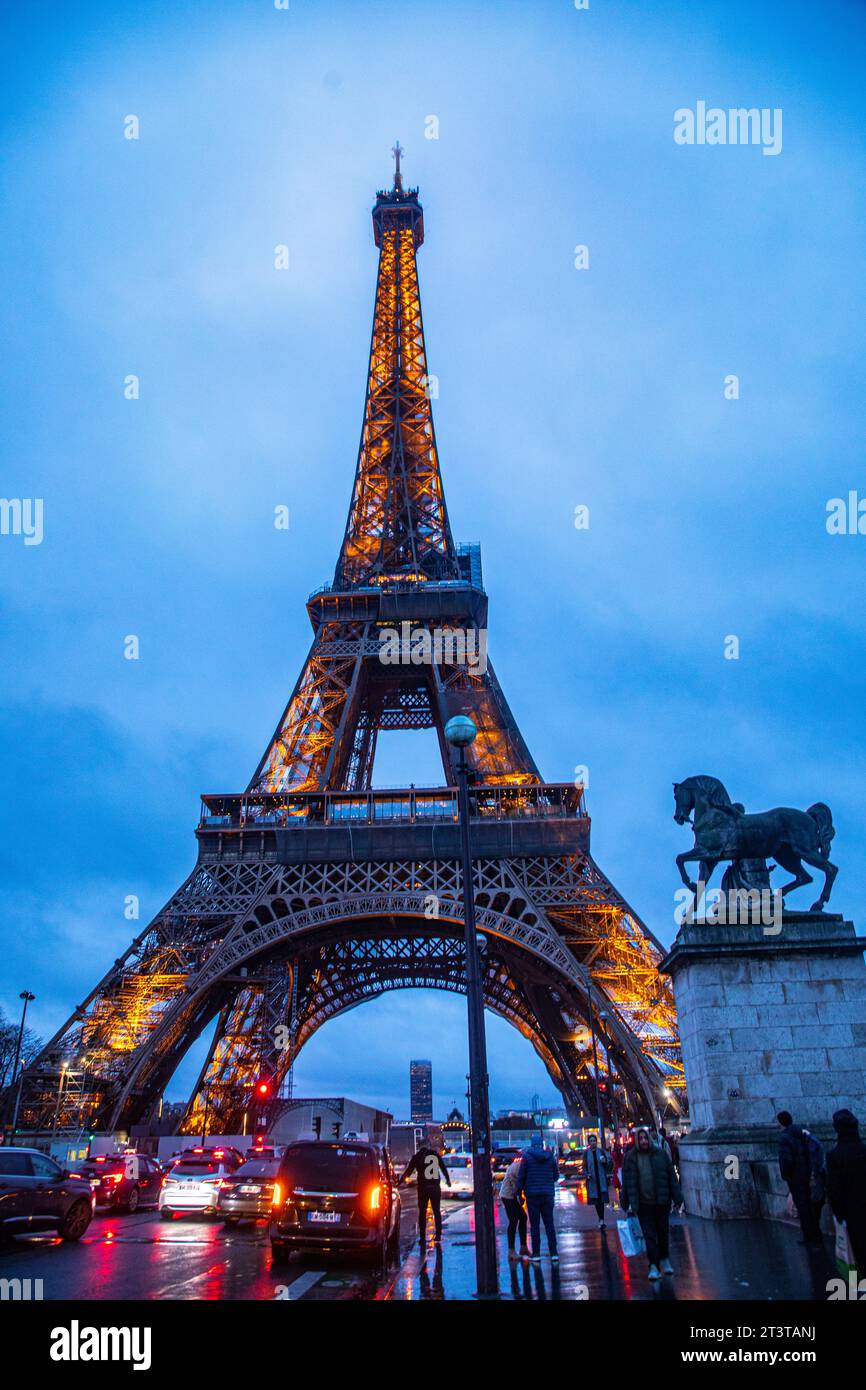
top-left (834, 1218), bottom-right (856, 1278)
top-left (617, 1214), bottom-right (646, 1258)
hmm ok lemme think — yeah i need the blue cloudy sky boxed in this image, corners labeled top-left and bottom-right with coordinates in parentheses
top-left (1, 0), bottom-right (864, 1120)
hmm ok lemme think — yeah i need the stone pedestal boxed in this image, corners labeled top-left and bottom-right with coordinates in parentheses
top-left (659, 913), bottom-right (866, 1220)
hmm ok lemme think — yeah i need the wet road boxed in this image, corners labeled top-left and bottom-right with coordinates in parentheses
top-left (0, 1185), bottom-right (838, 1301)
top-left (0, 1190), bottom-right (423, 1302)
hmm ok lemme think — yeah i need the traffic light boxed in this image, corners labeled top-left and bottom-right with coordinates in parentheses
top-left (255, 1079), bottom-right (271, 1099)
top-left (312, 1115), bottom-right (322, 1139)
top-left (331, 1122), bottom-right (341, 1138)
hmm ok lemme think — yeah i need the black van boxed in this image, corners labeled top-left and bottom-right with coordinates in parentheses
top-left (270, 1140), bottom-right (401, 1263)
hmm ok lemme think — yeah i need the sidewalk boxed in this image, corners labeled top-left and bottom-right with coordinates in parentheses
top-left (387, 1185), bottom-right (838, 1301)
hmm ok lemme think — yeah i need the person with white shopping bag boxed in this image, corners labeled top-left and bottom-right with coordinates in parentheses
top-left (826, 1108), bottom-right (866, 1277)
top-left (620, 1128), bottom-right (683, 1280)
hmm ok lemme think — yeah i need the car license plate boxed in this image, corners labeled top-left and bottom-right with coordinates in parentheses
top-left (239, 1185), bottom-right (260, 1195)
top-left (308, 1210), bottom-right (341, 1224)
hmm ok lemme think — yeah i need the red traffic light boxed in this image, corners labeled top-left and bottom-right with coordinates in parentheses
top-left (255, 1080), bottom-right (271, 1098)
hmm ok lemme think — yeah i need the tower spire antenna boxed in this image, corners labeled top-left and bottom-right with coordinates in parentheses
top-left (392, 139), bottom-right (404, 192)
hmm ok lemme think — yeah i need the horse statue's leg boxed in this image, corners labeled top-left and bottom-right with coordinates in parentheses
top-left (691, 859), bottom-right (719, 920)
top-left (676, 850), bottom-right (698, 893)
top-left (772, 846), bottom-right (813, 900)
top-left (799, 852), bottom-right (838, 911)
top-left (698, 859), bottom-right (719, 891)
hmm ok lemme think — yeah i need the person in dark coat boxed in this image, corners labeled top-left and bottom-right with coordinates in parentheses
top-left (517, 1134), bottom-right (559, 1262)
top-left (826, 1108), bottom-right (866, 1273)
top-left (776, 1111), bottom-right (821, 1243)
top-left (400, 1142), bottom-right (451, 1245)
top-left (582, 1133), bottom-right (612, 1228)
top-left (620, 1127), bottom-right (683, 1279)
top-left (660, 1126), bottom-right (680, 1176)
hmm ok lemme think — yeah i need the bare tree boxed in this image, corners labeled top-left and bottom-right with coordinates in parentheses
top-left (0, 1007), bottom-right (43, 1093)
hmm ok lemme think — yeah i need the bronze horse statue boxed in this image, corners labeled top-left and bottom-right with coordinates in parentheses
top-left (674, 774), bottom-right (837, 913)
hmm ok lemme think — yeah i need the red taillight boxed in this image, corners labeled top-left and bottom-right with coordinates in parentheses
top-left (370, 1184), bottom-right (382, 1213)
top-left (272, 1182), bottom-right (282, 1208)
top-left (108, 1173), bottom-right (123, 1185)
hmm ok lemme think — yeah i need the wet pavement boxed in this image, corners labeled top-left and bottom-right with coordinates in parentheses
top-left (0, 1184), bottom-right (838, 1302)
top-left (395, 1185), bottom-right (839, 1301)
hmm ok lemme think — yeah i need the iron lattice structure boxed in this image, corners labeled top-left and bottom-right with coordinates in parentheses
top-left (10, 160), bottom-right (683, 1138)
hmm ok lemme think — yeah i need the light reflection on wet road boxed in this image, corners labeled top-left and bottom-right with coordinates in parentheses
top-left (0, 1185), bottom-right (836, 1302)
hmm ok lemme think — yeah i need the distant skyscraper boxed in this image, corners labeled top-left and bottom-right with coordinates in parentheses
top-left (410, 1060), bottom-right (433, 1122)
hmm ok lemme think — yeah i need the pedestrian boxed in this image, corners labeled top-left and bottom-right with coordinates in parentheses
top-left (659, 1126), bottom-right (681, 1175)
top-left (582, 1132), bottom-right (612, 1228)
top-left (620, 1126), bottom-right (683, 1280)
top-left (399, 1140), bottom-right (452, 1245)
top-left (517, 1133), bottom-right (559, 1263)
top-left (803, 1124), bottom-right (827, 1232)
top-left (611, 1135), bottom-right (625, 1207)
top-left (666, 1130), bottom-right (681, 1177)
top-left (826, 1108), bottom-right (866, 1274)
top-left (498, 1155), bottom-right (529, 1260)
top-left (776, 1111), bottom-right (821, 1244)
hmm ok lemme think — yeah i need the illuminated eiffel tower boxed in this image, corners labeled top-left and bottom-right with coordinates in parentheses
top-left (11, 148), bottom-right (682, 1138)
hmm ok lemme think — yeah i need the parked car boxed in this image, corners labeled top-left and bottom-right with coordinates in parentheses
top-left (558, 1148), bottom-right (583, 1183)
top-left (443, 1153), bottom-right (473, 1198)
top-left (172, 1145), bottom-right (244, 1173)
top-left (244, 1144), bottom-right (280, 1162)
top-left (492, 1148), bottom-right (520, 1181)
top-left (218, 1158), bottom-right (280, 1225)
top-left (77, 1152), bottom-right (163, 1212)
top-left (270, 1141), bottom-right (401, 1263)
top-left (158, 1156), bottom-right (236, 1218)
top-left (0, 1147), bottom-right (94, 1241)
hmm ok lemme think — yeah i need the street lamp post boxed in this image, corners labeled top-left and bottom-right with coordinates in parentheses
top-left (9, 990), bottom-right (36, 1138)
top-left (52, 1064), bottom-right (68, 1138)
top-left (598, 1009), bottom-right (620, 1139)
top-left (659, 1086), bottom-right (673, 1128)
top-left (585, 973), bottom-right (607, 1152)
top-left (445, 715), bottom-right (498, 1298)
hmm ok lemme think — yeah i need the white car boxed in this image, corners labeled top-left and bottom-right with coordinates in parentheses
top-left (443, 1153), bottom-right (473, 1198)
top-left (158, 1156), bottom-right (234, 1219)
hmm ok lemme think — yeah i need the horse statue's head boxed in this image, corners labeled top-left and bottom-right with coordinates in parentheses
top-left (673, 775), bottom-right (732, 825)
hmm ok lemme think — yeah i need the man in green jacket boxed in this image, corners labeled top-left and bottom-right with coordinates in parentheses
top-left (620, 1128), bottom-right (684, 1280)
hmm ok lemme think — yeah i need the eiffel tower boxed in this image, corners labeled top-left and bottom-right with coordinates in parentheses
top-left (11, 149), bottom-right (683, 1138)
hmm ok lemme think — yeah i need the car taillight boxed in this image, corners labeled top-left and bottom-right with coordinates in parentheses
top-left (272, 1182), bottom-right (282, 1208)
top-left (369, 1184), bottom-right (382, 1212)
top-left (108, 1173), bottom-right (123, 1185)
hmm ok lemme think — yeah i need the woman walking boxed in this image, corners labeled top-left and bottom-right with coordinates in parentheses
top-left (499, 1154), bottom-right (530, 1260)
top-left (582, 1132), bottom-right (612, 1228)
